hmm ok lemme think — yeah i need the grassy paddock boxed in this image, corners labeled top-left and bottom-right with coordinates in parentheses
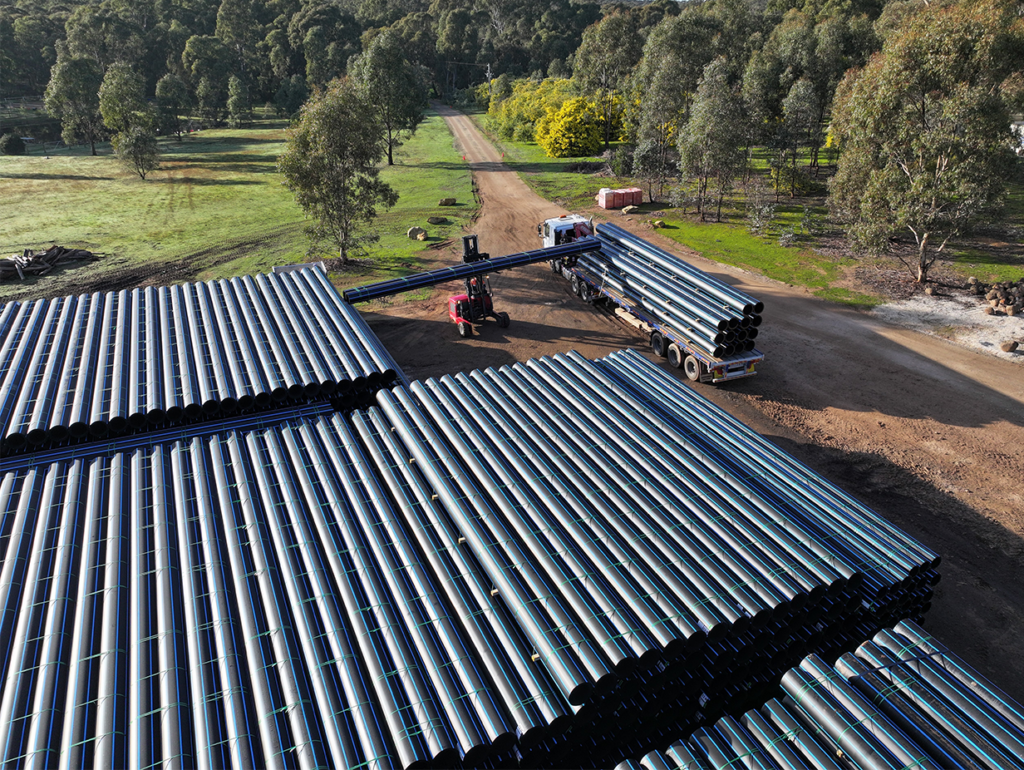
top-left (651, 218), bottom-right (880, 307)
top-left (0, 109), bottom-right (474, 300)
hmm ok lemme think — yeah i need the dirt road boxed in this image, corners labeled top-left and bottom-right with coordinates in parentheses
top-left (365, 105), bottom-right (1024, 696)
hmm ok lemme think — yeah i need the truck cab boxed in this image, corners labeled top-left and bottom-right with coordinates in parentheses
top-left (539, 214), bottom-right (593, 248)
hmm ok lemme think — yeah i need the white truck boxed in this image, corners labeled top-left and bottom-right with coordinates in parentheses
top-left (539, 214), bottom-right (764, 384)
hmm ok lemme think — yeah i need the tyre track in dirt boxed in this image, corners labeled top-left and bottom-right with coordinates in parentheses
top-left (364, 105), bottom-right (1024, 697)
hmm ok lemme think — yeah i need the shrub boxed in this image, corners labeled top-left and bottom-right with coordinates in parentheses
top-left (488, 78), bottom-right (573, 142)
top-left (611, 145), bottom-right (634, 176)
top-left (535, 97), bottom-right (602, 158)
top-left (0, 134), bottom-right (26, 155)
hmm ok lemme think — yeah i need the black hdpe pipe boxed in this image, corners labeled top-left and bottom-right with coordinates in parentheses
top-left (522, 356), bottom-right (790, 618)
top-left (412, 379), bottom-right (644, 675)
top-left (354, 408), bottom-right (567, 750)
top-left (478, 364), bottom-right (740, 639)
top-left (576, 351), bottom-right (859, 594)
top-left (797, 654), bottom-right (944, 770)
top-left (535, 355), bottom-right (819, 609)
top-left (343, 238), bottom-right (601, 303)
top-left (780, 668), bottom-right (908, 770)
top-left (375, 388), bottom-right (610, 706)
top-left (578, 248), bottom-right (737, 334)
top-left (453, 370), bottom-right (705, 658)
top-left (835, 653), bottom-right (994, 770)
top-left (573, 261), bottom-right (729, 358)
top-left (852, 641), bottom-right (1022, 769)
top-left (434, 374), bottom-right (692, 662)
top-left (600, 350), bottom-right (935, 581)
top-left (587, 243), bottom-right (746, 332)
top-left (576, 255), bottom-right (732, 346)
top-left (287, 418), bottom-right (498, 767)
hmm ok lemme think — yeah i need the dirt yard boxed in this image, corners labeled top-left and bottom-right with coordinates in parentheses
top-left (364, 105), bottom-right (1024, 699)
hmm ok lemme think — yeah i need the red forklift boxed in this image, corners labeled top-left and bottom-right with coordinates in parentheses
top-left (448, 235), bottom-right (511, 338)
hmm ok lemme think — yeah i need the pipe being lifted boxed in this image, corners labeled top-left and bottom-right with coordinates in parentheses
top-left (342, 238), bottom-right (601, 304)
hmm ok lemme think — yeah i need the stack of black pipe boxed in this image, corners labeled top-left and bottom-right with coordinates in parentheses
top-left (575, 222), bottom-right (762, 360)
top-left (362, 348), bottom-right (938, 767)
top-left (635, 620), bottom-right (1024, 770)
top-left (0, 267), bottom-right (402, 455)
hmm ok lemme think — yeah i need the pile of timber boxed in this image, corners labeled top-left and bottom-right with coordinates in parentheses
top-left (1, 245), bottom-right (100, 281)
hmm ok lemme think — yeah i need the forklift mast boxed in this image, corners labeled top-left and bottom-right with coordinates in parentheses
top-left (462, 235), bottom-right (490, 264)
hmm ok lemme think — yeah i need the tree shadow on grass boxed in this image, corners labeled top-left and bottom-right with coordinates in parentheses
top-left (1, 172), bottom-right (114, 181)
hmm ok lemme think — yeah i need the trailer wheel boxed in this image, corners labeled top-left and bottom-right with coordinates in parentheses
top-left (458, 322), bottom-right (471, 338)
top-left (651, 333), bottom-right (668, 358)
top-left (570, 274), bottom-right (581, 296)
top-left (683, 355), bottom-right (702, 382)
top-left (498, 312), bottom-right (510, 328)
top-left (667, 343), bottom-right (684, 369)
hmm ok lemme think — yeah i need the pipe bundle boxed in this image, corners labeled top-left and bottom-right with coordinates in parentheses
top-left (635, 620), bottom-right (1024, 770)
top-left (361, 350), bottom-right (937, 766)
top-left (343, 238), bottom-right (601, 303)
top-left (0, 267), bottom-right (402, 455)
top-left (0, 412), bottom-right (530, 770)
top-left (582, 223), bottom-right (763, 360)
top-left (0, 345), bottom-right (941, 769)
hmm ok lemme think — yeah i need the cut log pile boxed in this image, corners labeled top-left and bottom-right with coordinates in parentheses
top-left (1, 245), bottom-right (100, 281)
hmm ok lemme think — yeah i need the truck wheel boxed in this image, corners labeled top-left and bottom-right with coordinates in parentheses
top-left (570, 275), bottom-right (581, 296)
top-left (651, 333), bottom-right (668, 358)
top-left (683, 355), bottom-right (702, 381)
top-left (458, 322), bottom-right (471, 338)
top-left (498, 312), bottom-right (510, 328)
top-left (579, 282), bottom-right (593, 303)
top-left (668, 344), bottom-right (684, 369)
top-left (550, 260), bottom-right (560, 273)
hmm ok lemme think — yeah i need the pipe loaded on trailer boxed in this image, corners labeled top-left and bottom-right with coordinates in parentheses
top-left (540, 215), bottom-right (765, 383)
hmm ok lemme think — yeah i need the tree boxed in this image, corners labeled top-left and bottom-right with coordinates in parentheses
top-left (278, 79), bottom-right (399, 263)
top-left (348, 30), bottom-right (429, 165)
top-left (780, 78), bottom-right (819, 197)
top-left (274, 74), bottom-right (308, 117)
top-left (215, 0), bottom-right (258, 72)
top-left (227, 74), bottom-right (252, 127)
top-left (830, 2), bottom-right (1022, 283)
top-left (677, 58), bottom-right (745, 222)
top-left (44, 52), bottom-right (105, 155)
top-left (633, 139), bottom-right (675, 203)
top-left (113, 124), bottom-right (160, 179)
top-left (535, 97), bottom-right (601, 158)
top-left (156, 72), bottom-right (191, 139)
top-left (573, 12), bottom-right (643, 149)
top-left (99, 61), bottom-right (147, 135)
top-left (0, 134), bottom-right (26, 156)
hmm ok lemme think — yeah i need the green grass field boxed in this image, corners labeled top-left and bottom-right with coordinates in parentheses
top-left (0, 109), bottom-right (474, 300)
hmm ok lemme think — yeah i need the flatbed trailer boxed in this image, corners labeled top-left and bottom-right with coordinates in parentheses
top-left (552, 259), bottom-right (763, 384)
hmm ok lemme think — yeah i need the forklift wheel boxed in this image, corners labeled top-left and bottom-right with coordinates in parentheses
top-left (498, 312), bottom-right (511, 328)
top-left (458, 322), bottom-right (471, 338)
